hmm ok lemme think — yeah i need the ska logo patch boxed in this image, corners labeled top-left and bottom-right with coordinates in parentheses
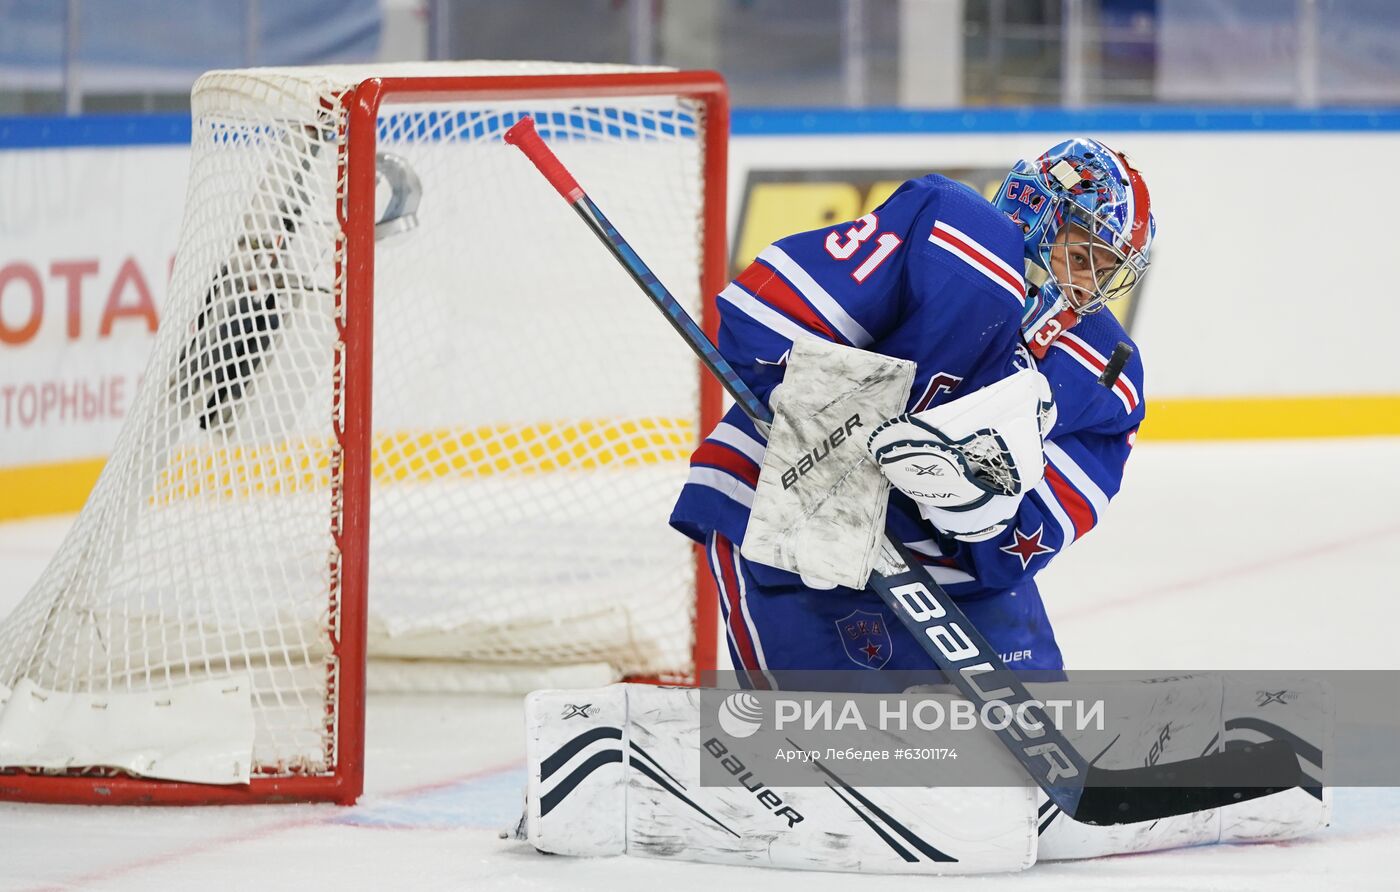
top-left (835, 609), bottom-right (892, 669)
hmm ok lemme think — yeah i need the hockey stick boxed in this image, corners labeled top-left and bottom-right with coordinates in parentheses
top-left (505, 116), bottom-right (1300, 825)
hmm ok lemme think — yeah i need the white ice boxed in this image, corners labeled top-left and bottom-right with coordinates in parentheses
top-left (2, 438), bottom-right (1398, 890)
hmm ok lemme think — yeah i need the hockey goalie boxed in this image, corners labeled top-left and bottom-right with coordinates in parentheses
top-left (510, 134), bottom-right (1329, 874)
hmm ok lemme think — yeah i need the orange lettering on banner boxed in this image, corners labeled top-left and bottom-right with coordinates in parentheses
top-left (0, 263), bottom-right (44, 345)
top-left (109, 375), bottom-right (127, 418)
top-left (58, 380), bottom-right (79, 419)
top-left (0, 375), bottom-right (133, 429)
top-left (50, 259), bottom-right (100, 340)
top-left (100, 258), bottom-right (159, 336)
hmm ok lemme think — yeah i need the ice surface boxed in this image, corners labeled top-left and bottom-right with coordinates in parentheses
top-left (2, 439), bottom-right (1398, 890)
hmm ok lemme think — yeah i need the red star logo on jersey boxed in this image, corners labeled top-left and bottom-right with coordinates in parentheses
top-left (999, 525), bottom-right (1055, 569)
top-left (861, 641), bottom-right (883, 662)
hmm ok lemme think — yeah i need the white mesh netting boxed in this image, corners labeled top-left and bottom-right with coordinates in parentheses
top-left (0, 62), bottom-right (711, 778)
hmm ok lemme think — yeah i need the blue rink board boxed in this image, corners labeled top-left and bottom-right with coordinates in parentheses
top-left (3, 105), bottom-right (1399, 150)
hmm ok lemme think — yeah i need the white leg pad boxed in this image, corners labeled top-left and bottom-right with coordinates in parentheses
top-left (1037, 675), bottom-right (1331, 860)
top-left (1035, 676), bottom-right (1225, 859)
top-left (523, 684), bottom-right (1038, 875)
top-left (1219, 677), bottom-right (1332, 843)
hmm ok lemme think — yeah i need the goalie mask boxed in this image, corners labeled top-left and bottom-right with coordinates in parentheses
top-left (995, 138), bottom-right (1155, 357)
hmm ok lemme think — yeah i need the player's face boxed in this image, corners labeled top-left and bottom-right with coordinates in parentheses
top-left (1048, 222), bottom-right (1119, 311)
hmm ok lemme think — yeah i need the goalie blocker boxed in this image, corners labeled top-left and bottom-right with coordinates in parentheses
top-left (517, 680), bottom-right (1329, 876)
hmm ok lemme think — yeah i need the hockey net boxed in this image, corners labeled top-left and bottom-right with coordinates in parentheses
top-left (0, 62), bottom-right (726, 804)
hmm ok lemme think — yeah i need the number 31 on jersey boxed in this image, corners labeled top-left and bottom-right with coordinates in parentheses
top-left (824, 213), bottom-right (902, 284)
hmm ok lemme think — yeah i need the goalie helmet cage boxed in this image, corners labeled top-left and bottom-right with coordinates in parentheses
top-left (0, 63), bottom-right (727, 806)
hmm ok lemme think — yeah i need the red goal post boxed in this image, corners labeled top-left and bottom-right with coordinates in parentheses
top-left (0, 64), bottom-right (727, 806)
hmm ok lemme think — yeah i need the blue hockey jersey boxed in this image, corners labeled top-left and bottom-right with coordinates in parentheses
top-left (669, 174), bottom-right (1145, 599)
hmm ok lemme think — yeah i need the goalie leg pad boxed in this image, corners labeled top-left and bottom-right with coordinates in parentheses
top-left (1218, 676), bottom-right (1331, 843)
top-left (1035, 675), bottom-right (1330, 861)
top-left (523, 684), bottom-right (1037, 875)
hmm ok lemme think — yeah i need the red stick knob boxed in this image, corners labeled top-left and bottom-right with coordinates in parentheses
top-left (504, 116), bottom-right (584, 203)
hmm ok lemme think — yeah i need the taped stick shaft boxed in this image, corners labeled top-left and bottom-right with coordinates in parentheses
top-left (506, 116), bottom-right (768, 424)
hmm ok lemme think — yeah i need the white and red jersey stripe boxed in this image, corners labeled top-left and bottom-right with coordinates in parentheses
top-left (708, 533), bottom-right (776, 690)
top-left (706, 420), bottom-right (767, 466)
top-left (756, 246), bottom-right (873, 346)
top-left (719, 249), bottom-right (874, 348)
top-left (684, 425), bottom-right (765, 512)
top-left (1032, 441), bottom-right (1111, 545)
top-left (900, 538), bottom-right (977, 586)
top-left (1051, 331), bottom-right (1141, 415)
top-left (927, 220), bottom-right (1026, 302)
top-left (718, 283), bottom-right (818, 347)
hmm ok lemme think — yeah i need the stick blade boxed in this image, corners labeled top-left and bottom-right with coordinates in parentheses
top-left (1071, 739), bottom-right (1303, 825)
